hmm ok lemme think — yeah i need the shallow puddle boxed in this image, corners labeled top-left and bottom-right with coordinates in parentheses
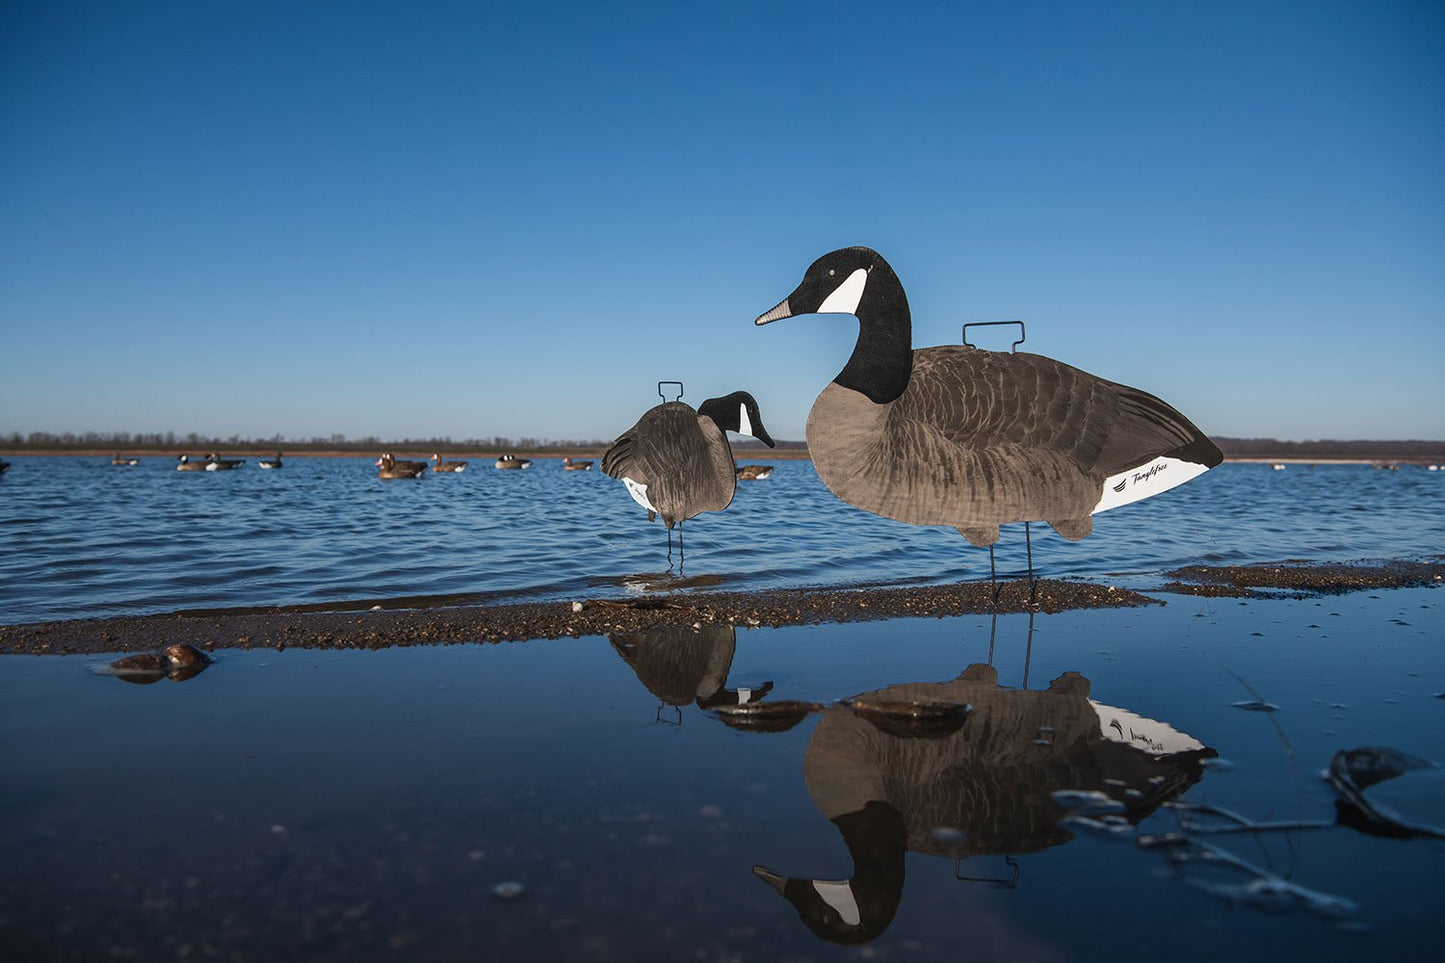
top-left (2, 587), bottom-right (1441, 961)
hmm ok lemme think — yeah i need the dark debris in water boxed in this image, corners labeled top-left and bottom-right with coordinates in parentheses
top-left (1159, 559), bottom-right (1445, 598)
top-left (0, 578), bottom-right (1157, 656)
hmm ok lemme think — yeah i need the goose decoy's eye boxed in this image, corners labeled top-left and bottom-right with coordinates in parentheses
top-left (828, 269), bottom-right (835, 277)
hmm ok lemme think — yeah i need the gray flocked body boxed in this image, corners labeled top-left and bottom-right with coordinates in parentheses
top-left (604, 400), bottom-right (751, 529)
top-left (759, 247), bottom-right (1223, 547)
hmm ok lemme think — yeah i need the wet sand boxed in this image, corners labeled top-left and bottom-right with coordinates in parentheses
top-left (3, 559), bottom-right (1440, 657)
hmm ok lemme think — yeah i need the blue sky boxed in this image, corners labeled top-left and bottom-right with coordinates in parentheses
top-left (3, 0), bottom-right (1442, 443)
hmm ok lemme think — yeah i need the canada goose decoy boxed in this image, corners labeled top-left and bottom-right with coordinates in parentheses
top-left (110, 453), bottom-right (139, 467)
top-left (258, 453), bottom-right (283, 469)
top-left (736, 464), bottom-right (774, 480)
top-left (431, 453), bottom-right (468, 473)
top-left (495, 453), bottom-right (532, 470)
top-left (176, 454), bottom-right (208, 472)
top-left (204, 453), bottom-right (245, 471)
top-left (375, 453), bottom-right (427, 478)
top-left (755, 247), bottom-right (1223, 576)
top-left (602, 390), bottom-right (776, 562)
top-left (562, 457), bottom-right (594, 471)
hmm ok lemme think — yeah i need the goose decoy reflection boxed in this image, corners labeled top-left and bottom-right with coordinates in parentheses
top-left (602, 390), bottom-right (775, 563)
top-left (611, 625), bottom-right (773, 720)
top-left (375, 453), bottom-right (427, 478)
top-left (755, 247), bottom-right (1222, 574)
top-left (752, 663), bottom-right (1214, 945)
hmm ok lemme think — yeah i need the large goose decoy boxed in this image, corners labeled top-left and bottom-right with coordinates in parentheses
top-left (602, 390), bottom-right (776, 561)
top-left (755, 247), bottom-right (1222, 561)
top-left (175, 454), bottom-right (207, 472)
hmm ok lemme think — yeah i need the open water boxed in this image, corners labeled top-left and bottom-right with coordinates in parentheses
top-left (1, 456), bottom-right (1442, 624)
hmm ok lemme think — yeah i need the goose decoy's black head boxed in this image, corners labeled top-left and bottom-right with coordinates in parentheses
top-left (755, 247), bottom-right (888, 324)
top-left (697, 391), bottom-right (776, 448)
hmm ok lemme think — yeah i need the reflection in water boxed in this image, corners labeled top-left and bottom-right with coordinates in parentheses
top-left (753, 663), bottom-right (1216, 945)
top-left (610, 625), bottom-right (772, 718)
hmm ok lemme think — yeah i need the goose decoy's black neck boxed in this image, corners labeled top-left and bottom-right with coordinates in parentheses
top-left (697, 391), bottom-right (777, 448)
top-left (756, 246), bottom-right (913, 405)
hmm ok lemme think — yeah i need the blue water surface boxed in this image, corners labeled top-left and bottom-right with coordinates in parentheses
top-left (1, 456), bottom-right (1442, 624)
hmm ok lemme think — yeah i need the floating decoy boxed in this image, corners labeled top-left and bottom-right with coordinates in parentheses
top-left (495, 453), bottom-right (532, 470)
top-left (375, 453), bottom-right (427, 478)
top-left (104, 644), bottom-right (213, 684)
top-left (258, 453), bottom-right (284, 469)
top-left (431, 453), bottom-right (468, 473)
top-left (110, 453), bottom-right (139, 466)
top-left (175, 454), bottom-right (207, 472)
top-left (204, 453), bottom-right (245, 471)
top-left (755, 247), bottom-right (1222, 577)
top-left (736, 464), bottom-right (774, 480)
top-left (562, 457), bottom-right (594, 471)
top-left (602, 389), bottom-right (775, 562)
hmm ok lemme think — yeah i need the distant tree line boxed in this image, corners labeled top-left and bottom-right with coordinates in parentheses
top-left (3, 431), bottom-right (1441, 458)
top-left (0, 431), bottom-right (614, 452)
top-left (1212, 437), bottom-right (1445, 459)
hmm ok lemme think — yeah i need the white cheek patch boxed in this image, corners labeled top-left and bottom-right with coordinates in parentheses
top-left (738, 403), bottom-right (753, 438)
top-left (623, 477), bottom-right (655, 512)
top-left (1089, 700), bottom-right (1205, 756)
top-left (1092, 456), bottom-right (1209, 513)
top-left (817, 268), bottom-right (868, 315)
top-left (812, 880), bottom-right (861, 927)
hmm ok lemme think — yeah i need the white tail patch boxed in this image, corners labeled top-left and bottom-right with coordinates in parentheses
top-left (818, 268), bottom-right (868, 315)
top-left (623, 477), bottom-right (655, 512)
top-left (1092, 456), bottom-right (1208, 513)
top-left (1090, 701), bottom-right (1205, 756)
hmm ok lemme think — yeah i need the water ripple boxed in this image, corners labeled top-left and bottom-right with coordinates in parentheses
top-left (0, 456), bottom-right (1442, 624)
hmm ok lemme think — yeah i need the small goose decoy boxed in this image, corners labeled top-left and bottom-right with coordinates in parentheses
top-left (562, 457), bottom-right (594, 471)
top-left (431, 453), bottom-right (468, 473)
top-left (736, 464), bottom-right (774, 481)
top-left (0, 459), bottom-right (9, 477)
top-left (204, 453), bottom-right (245, 471)
top-left (176, 454), bottom-right (208, 472)
top-left (110, 453), bottom-right (139, 467)
top-left (755, 247), bottom-right (1222, 572)
top-left (375, 453), bottom-right (428, 478)
top-left (258, 453), bottom-right (284, 469)
top-left (602, 390), bottom-right (776, 561)
top-left (106, 643), bottom-right (213, 684)
top-left (495, 453), bottom-right (532, 470)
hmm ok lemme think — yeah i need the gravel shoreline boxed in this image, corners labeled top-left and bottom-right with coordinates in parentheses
top-left (2, 559), bottom-right (1439, 657)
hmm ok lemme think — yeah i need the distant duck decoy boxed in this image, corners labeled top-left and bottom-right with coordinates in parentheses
top-left (562, 457), bottom-right (594, 471)
top-left (431, 453), bottom-right (468, 473)
top-left (204, 453), bottom-right (245, 471)
top-left (176, 454), bottom-right (208, 472)
top-left (602, 389), bottom-right (776, 563)
top-left (375, 453), bottom-right (428, 478)
top-left (258, 453), bottom-right (284, 469)
top-left (755, 247), bottom-right (1222, 578)
top-left (495, 453), bottom-right (532, 470)
top-left (736, 464), bottom-right (775, 481)
top-left (110, 453), bottom-right (139, 467)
